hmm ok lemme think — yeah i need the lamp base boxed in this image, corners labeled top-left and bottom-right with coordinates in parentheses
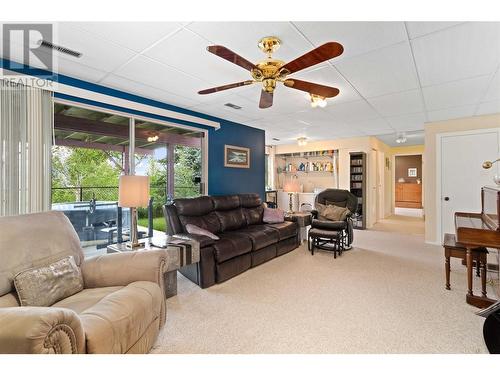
top-left (125, 241), bottom-right (144, 250)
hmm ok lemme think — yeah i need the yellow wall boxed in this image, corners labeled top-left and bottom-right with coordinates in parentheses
top-left (424, 113), bottom-right (500, 243)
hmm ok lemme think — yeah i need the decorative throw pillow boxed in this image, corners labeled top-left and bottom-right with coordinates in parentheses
top-left (14, 256), bottom-right (84, 307)
top-left (263, 207), bottom-right (285, 224)
top-left (185, 223), bottom-right (220, 240)
top-left (322, 205), bottom-right (351, 221)
top-left (325, 199), bottom-right (348, 208)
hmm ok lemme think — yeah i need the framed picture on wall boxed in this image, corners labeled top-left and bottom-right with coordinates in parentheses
top-left (408, 167), bottom-right (417, 177)
top-left (224, 145), bottom-right (250, 168)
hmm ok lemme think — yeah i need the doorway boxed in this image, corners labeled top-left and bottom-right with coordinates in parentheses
top-left (394, 154), bottom-right (423, 217)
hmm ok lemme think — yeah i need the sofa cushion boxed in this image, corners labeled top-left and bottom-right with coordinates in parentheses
top-left (175, 196), bottom-right (213, 216)
top-left (243, 206), bottom-right (264, 225)
top-left (213, 233), bottom-right (252, 263)
top-left (233, 225), bottom-right (279, 250)
top-left (215, 208), bottom-right (246, 231)
top-left (54, 281), bottom-right (161, 354)
top-left (265, 221), bottom-right (298, 240)
top-left (239, 193), bottom-right (262, 208)
top-left (178, 211), bottom-right (221, 234)
top-left (212, 195), bottom-right (240, 211)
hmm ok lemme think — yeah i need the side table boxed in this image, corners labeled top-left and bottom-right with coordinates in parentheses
top-left (285, 211), bottom-right (312, 244)
top-left (107, 235), bottom-right (200, 298)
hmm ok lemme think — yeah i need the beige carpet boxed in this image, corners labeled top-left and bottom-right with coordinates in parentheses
top-left (151, 217), bottom-right (491, 354)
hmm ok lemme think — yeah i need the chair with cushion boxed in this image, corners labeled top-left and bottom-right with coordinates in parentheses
top-left (0, 211), bottom-right (167, 354)
top-left (310, 189), bottom-right (358, 253)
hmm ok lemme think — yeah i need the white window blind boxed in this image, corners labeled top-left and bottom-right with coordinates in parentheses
top-left (0, 80), bottom-right (53, 216)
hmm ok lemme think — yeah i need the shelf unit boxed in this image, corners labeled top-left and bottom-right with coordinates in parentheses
top-left (277, 150), bottom-right (337, 174)
top-left (349, 152), bottom-right (366, 229)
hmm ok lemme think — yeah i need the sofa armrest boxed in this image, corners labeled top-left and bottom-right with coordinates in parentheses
top-left (0, 307), bottom-right (85, 354)
top-left (173, 233), bottom-right (215, 248)
top-left (81, 250), bottom-right (168, 289)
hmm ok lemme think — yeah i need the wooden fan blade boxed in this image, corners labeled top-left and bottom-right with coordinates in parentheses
top-left (284, 79), bottom-right (340, 98)
top-left (207, 45), bottom-right (257, 71)
top-left (281, 42), bottom-right (343, 74)
top-left (198, 80), bottom-right (254, 95)
top-left (259, 90), bottom-right (273, 109)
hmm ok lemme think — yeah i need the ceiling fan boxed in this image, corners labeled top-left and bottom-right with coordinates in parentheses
top-left (198, 36), bottom-right (344, 109)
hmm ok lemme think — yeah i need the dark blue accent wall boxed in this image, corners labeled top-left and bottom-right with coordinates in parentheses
top-left (208, 121), bottom-right (265, 199)
top-left (1, 58), bottom-right (266, 199)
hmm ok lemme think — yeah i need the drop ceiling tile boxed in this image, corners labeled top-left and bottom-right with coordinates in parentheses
top-left (189, 93), bottom-right (261, 121)
top-left (144, 28), bottom-right (246, 85)
top-left (476, 100), bottom-right (500, 116)
top-left (482, 69), bottom-right (500, 102)
top-left (422, 75), bottom-right (491, 111)
top-left (353, 117), bottom-right (394, 136)
top-left (368, 89), bottom-right (424, 117)
top-left (114, 55), bottom-right (212, 101)
top-left (405, 22), bottom-right (463, 39)
top-left (323, 99), bottom-right (381, 123)
top-left (292, 65), bottom-right (362, 104)
top-left (61, 22), bottom-right (183, 53)
top-left (427, 105), bottom-right (476, 122)
top-left (412, 22), bottom-right (500, 86)
top-left (55, 23), bottom-right (137, 73)
top-left (294, 21), bottom-right (407, 61)
top-left (385, 112), bottom-right (426, 131)
top-left (185, 22), bottom-right (313, 63)
top-left (335, 42), bottom-right (419, 97)
top-left (101, 74), bottom-right (200, 108)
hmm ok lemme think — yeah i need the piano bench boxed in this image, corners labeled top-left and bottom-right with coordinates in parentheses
top-left (443, 233), bottom-right (488, 290)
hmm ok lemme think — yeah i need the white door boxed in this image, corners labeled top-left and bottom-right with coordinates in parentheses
top-left (440, 130), bottom-right (500, 237)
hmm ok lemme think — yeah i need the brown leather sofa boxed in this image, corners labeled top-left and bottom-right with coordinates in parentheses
top-left (164, 194), bottom-right (299, 288)
top-left (0, 211), bottom-right (167, 354)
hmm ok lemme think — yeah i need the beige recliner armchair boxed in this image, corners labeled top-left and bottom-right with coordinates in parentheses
top-left (0, 211), bottom-right (167, 354)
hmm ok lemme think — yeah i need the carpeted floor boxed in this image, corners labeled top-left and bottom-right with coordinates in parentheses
top-left (151, 216), bottom-right (491, 354)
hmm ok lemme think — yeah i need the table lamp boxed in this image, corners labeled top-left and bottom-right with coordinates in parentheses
top-left (118, 175), bottom-right (150, 249)
top-left (283, 177), bottom-right (300, 213)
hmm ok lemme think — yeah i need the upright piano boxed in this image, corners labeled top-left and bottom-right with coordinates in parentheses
top-left (455, 186), bottom-right (500, 308)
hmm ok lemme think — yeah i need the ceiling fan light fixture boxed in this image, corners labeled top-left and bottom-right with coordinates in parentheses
top-left (310, 94), bottom-right (327, 108)
top-left (297, 137), bottom-right (308, 147)
top-left (395, 133), bottom-right (407, 144)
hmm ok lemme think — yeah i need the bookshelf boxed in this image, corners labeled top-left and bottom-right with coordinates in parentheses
top-left (350, 152), bottom-right (366, 229)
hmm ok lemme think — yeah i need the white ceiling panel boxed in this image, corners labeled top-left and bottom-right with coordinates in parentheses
top-left (422, 75), bottom-right (491, 111)
top-left (294, 22), bottom-right (407, 61)
top-left (476, 100), bottom-right (500, 116)
top-left (427, 105), bottom-right (476, 122)
top-left (385, 112), bottom-right (426, 131)
top-left (368, 89), bottom-right (424, 117)
top-left (323, 99), bottom-right (381, 123)
top-left (144, 28), bottom-right (247, 85)
top-left (61, 22), bottom-right (183, 53)
top-left (291, 65), bottom-right (361, 104)
top-left (482, 69), bottom-right (500, 102)
top-left (185, 22), bottom-right (313, 63)
top-left (113, 55), bottom-right (210, 100)
top-left (101, 74), bottom-right (200, 108)
top-left (335, 42), bottom-right (419, 97)
top-left (412, 22), bottom-right (500, 86)
top-left (353, 117), bottom-right (394, 135)
top-left (405, 22), bottom-right (463, 39)
top-left (55, 23), bottom-right (136, 73)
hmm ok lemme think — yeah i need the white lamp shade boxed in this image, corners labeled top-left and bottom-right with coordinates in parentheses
top-left (118, 175), bottom-right (150, 208)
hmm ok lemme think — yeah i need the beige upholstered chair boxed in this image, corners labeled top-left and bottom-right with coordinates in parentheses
top-left (0, 211), bottom-right (167, 354)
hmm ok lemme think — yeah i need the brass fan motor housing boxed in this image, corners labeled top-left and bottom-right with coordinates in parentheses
top-left (258, 36), bottom-right (281, 56)
top-left (251, 58), bottom-right (288, 93)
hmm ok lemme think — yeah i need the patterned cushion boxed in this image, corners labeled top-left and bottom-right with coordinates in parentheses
top-left (14, 256), bottom-right (83, 307)
top-left (263, 207), bottom-right (285, 224)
